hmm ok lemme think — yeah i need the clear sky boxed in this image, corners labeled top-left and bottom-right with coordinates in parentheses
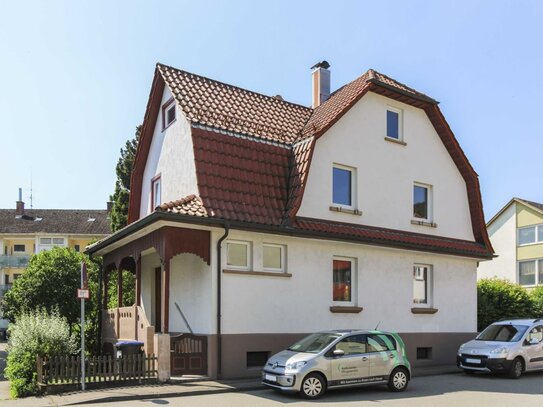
top-left (0, 0), bottom-right (541, 220)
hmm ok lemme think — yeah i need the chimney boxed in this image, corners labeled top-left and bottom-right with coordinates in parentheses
top-left (107, 201), bottom-right (114, 214)
top-left (311, 60), bottom-right (331, 108)
top-left (16, 188), bottom-right (24, 216)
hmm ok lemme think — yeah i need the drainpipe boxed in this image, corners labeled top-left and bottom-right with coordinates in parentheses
top-left (89, 255), bottom-right (103, 355)
top-left (216, 222), bottom-right (229, 378)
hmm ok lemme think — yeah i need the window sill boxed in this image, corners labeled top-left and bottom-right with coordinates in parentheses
top-left (329, 206), bottom-right (362, 216)
top-left (330, 306), bottom-right (363, 314)
top-left (411, 307), bottom-right (438, 314)
top-left (411, 220), bottom-right (437, 228)
top-left (384, 137), bottom-right (407, 146)
top-left (223, 269), bottom-right (292, 278)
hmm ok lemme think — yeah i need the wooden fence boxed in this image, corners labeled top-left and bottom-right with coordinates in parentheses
top-left (36, 354), bottom-right (158, 385)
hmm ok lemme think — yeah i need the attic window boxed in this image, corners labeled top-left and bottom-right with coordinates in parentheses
top-left (162, 98), bottom-right (176, 130)
top-left (386, 107), bottom-right (402, 141)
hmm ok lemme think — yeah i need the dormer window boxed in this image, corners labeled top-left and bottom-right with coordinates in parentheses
top-left (151, 174), bottom-right (161, 210)
top-left (162, 98), bottom-right (176, 130)
top-left (386, 107), bottom-right (402, 140)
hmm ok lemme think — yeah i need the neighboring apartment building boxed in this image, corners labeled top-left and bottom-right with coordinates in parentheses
top-left (88, 61), bottom-right (493, 379)
top-left (0, 192), bottom-right (111, 287)
top-left (478, 198), bottom-right (543, 288)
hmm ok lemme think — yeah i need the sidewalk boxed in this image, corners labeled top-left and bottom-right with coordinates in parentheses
top-left (0, 364), bottom-right (460, 406)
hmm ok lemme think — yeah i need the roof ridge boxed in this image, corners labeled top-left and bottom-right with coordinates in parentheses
top-left (157, 62), bottom-right (313, 112)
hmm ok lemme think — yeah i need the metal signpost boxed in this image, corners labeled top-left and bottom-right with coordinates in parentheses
top-left (78, 262), bottom-right (89, 390)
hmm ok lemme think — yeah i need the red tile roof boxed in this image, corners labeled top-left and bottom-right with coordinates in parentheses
top-left (158, 64), bottom-right (312, 144)
top-left (129, 63), bottom-right (493, 258)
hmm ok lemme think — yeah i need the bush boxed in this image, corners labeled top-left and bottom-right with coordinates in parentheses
top-left (530, 286), bottom-right (543, 318)
top-left (477, 278), bottom-right (534, 331)
top-left (5, 310), bottom-right (77, 398)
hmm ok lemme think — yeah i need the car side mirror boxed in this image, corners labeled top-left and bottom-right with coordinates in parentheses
top-left (333, 349), bottom-right (345, 357)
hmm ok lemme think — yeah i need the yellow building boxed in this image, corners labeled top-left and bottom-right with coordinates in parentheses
top-left (0, 198), bottom-right (111, 288)
top-left (478, 198), bottom-right (543, 288)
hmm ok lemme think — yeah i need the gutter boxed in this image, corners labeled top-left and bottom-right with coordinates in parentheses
top-left (86, 211), bottom-right (493, 260)
top-left (216, 223), bottom-right (229, 378)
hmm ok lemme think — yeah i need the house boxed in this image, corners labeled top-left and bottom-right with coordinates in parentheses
top-left (87, 61), bottom-right (493, 380)
top-left (0, 189), bottom-right (111, 286)
top-left (478, 198), bottom-right (543, 287)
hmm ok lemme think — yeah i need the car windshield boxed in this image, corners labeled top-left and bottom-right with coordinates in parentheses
top-left (287, 333), bottom-right (342, 353)
top-left (476, 324), bottom-right (529, 342)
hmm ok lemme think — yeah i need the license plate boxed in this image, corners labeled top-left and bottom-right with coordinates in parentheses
top-left (265, 374), bottom-right (277, 382)
top-left (465, 358), bottom-right (481, 364)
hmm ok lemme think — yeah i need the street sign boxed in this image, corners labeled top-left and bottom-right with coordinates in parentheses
top-left (77, 288), bottom-right (90, 299)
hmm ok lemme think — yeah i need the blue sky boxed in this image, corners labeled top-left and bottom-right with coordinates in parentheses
top-left (0, 0), bottom-right (541, 220)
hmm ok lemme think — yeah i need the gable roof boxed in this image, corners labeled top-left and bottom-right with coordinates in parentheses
top-left (0, 209), bottom-right (111, 235)
top-left (125, 63), bottom-right (493, 259)
top-left (487, 198), bottom-right (543, 227)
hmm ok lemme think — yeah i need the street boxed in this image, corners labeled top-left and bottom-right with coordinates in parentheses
top-left (79, 372), bottom-right (543, 407)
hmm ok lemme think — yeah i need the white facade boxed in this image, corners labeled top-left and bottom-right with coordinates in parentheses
top-left (298, 92), bottom-right (474, 241)
top-left (478, 203), bottom-right (516, 281)
top-left (140, 87), bottom-right (198, 218)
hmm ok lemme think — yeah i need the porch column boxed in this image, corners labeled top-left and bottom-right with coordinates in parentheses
top-left (117, 268), bottom-right (123, 307)
top-left (162, 261), bottom-right (170, 333)
top-left (103, 271), bottom-right (109, 309)
top-left (135, 256), bottom-right (142, 306)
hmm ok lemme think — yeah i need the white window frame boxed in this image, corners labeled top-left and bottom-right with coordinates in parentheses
top-left (517, 224), bottom-right (543, 246)
top-left (162, 98), bottom-right (176, 131)
top-left (332, 163), bottom-right (357, 210)
top-left (225, 240), bottom-right (251, 270)
top-left (332, 256), bottom-right (357, 306)
top-left (517, 258), bottom-right (543, 287)
top-left (413, 182), bottom-right (433, 222)
top-left (386, 106), bottom-right (403, 141)
top-left (38, 237), bottom-right (66, 252)
top-left (262, 243), bottom-right (286, 272)
top-left (151, 176), bottom-right (161, 209)
top-left (413, 264), bottom-right (433, 308)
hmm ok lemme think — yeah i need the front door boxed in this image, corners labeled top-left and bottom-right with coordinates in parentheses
top-left (154, 267), bottom-right (161, 333)
top-left (329, 334), bottom-right (370, 386)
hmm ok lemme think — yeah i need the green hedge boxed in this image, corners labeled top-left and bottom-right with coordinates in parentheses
top-left (477, 278), bottom-right (536, 331)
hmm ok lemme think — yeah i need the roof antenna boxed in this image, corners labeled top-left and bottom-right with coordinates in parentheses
top-left (375, 321), bottom-right (381, 330)
top-left (29, 170), bottom-right (34, 209)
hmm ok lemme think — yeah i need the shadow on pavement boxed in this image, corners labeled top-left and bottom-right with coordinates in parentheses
top-left (251, 371), bottom-right (543, 404)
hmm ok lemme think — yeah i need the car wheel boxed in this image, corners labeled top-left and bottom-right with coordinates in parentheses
top-left (301, 373), bottom-right (326, 399)
top-left (388, 367), bottom-right (409, 392)
top-left (508, 357), bottom-right (523, 379)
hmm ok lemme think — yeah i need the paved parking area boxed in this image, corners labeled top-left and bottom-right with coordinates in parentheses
top-left (79, 371), bottom-right (543, 407)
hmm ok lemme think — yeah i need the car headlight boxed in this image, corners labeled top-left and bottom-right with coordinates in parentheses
top-left (489, 346), bottom-right (509, 355)
top-left (457, 344), bottom-right (466, 355)
top-left (285, 361), bottom-right (307, 371)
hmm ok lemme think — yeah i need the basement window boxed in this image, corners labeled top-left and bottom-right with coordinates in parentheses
top-left (247, 351), bottom-right (269, 368)
top-left (416, 347), bottom-right (432, 360)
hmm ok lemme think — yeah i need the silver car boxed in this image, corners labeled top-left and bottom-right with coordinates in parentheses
top-left (457, 318), bottom-right (543, 378)
top-left (262, 329), bottom-right (411, 398)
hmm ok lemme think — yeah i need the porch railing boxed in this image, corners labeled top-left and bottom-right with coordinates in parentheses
top-left (102, 305), bottom-right (155, 354)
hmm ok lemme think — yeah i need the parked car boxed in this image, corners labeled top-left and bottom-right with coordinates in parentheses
top-left (457, 318), bottom-right (543, 378)
top-left (262, 329), bottom-right (411, 399)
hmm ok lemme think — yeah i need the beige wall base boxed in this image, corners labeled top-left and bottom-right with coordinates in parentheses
top-left (154, 333), bottom-right (171, 382)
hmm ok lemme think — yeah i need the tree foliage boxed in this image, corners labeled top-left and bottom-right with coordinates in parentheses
top-left (106, 270), bottom-right (135, 309)
top-left (477, 278), bottom-right (534, 331)
top-left (5, 310), bottom-right (78, 398)
top-left (109, 125), bottom-right (141, 232)
top-left (0, 248), bottom-right (100, 353)
top-left (530, 286), bottom-right (543, 317)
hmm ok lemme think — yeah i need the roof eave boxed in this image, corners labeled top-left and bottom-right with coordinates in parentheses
top-left (367, 78), bottom-right (439, 105)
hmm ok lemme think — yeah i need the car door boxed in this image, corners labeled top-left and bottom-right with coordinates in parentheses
top-left (523, 325), bottom-right (543, 370)
top-left (329, 334), bottom-right (370, 385)
top-left (367, 333), bottom-right (398, 379)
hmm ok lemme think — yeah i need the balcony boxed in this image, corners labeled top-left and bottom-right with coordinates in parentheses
top-left (0, 255), bottom-right (31, 269)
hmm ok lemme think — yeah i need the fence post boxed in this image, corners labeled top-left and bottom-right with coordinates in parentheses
top-left (36, 356), bottom-right (43, 385)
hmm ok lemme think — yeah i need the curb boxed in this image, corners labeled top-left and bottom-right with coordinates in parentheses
top-left (61, 384), bottom-right (265, 406)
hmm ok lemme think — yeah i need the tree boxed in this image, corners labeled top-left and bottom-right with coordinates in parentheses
top-left (0, 248), bottom-right (100, 352)
top-left (530, 286), bottom-right (543, 317)
top-left (477, 278), bottom-right (533, 331)
top-left (109, 125), bottom-right (141, 232)
top-left (106, 270), bottom-right (135, 309)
